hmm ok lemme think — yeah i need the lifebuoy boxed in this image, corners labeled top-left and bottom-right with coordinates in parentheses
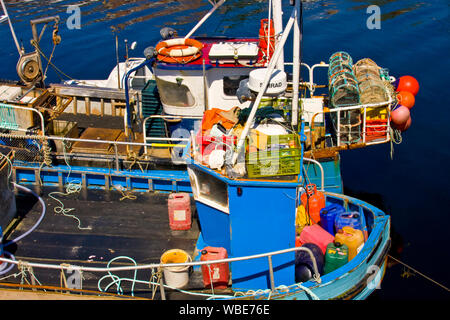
top-left (155, 38), bottom-right (203, 64)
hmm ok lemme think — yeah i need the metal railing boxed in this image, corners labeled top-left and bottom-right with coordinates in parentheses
top-left (0, 245), bottom-right (321, 299)
top-left (0, 103), bottom-right (46, 135)
top-left (0, 132), bottom-right (190, 169)
top-left (309, 101), bottom-right (392, 148)
top-left (303, 157), bottom-right (325, 191)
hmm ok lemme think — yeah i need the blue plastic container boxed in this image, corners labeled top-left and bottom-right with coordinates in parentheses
top-left (295, 243), bottom-right (324, 283)
top-left (334, 211), bottom-right (363, 233)
top-left (320, 204), bottom-right (346, 235)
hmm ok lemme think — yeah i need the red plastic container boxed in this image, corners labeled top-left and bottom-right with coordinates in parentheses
top-left (300, 184), bottom-right (326, 225)
top-left (195, 132), bottom-right (237, 157)
top-left (299, 224), bottom-right (334, 255)
top-left (168, 193), bottom-right (191, 231)
top-left (200, 246), bottom-right (229, 289)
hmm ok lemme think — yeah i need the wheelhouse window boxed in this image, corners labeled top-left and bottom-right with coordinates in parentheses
top-left (223, 75), bottom-right (248, 96)
top-left (187, 167), bottom-right (229, 213)
top-left (155, 77), bottom-right (195, 107)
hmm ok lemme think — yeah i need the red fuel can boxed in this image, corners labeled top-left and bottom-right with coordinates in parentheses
top-left (200, 247), bottom-right (229, 289)
top-left (168, 193), bottom-right (192, 231)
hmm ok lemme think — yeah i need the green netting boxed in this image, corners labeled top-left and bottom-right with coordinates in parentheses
top-left (328, 52), bottom-right (360, 108)
top-left (0, 103), bottom-right (19, 130)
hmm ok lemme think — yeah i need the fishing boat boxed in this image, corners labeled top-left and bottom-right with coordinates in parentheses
top-left (0, 0), bottom-right (419, 300)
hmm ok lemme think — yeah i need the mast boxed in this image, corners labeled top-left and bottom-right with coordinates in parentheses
top-left (291, 0), bottom-right (302, 128)
top-left (231, 6), bottom-right (297, 166)
top-left (272, 0), bottom-right (284, 71)
top-left (184, 0), bottom-right (226, 39)
top-left (0, 0), bottom-right (22, 55)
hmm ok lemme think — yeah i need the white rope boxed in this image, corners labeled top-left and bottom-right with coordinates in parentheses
top-left (48, 139), bottom-right (90, 230)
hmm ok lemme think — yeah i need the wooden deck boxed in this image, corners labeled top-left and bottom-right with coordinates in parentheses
top-left (1, 186), bottom-right (203, 299)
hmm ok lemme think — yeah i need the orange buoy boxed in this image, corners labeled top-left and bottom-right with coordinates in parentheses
top-left (155, 38), bottom-right (203, 64)
top-left (396, 75), bottom-right (419, 96)
top-left (397, 91), bottom-right (415, 109)
top-left (391, 105), bottom-right (410, 126)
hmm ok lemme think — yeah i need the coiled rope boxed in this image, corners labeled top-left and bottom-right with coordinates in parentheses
top-left (47, 139), bottom-right (90, 230)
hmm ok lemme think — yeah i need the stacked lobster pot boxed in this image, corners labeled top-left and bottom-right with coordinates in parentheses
top-left (353, 58), bottom-right (388, 104)
top-left (352, 59), bottom-right (390, 142)
top-left (328, 52), bottom-right (361, 145)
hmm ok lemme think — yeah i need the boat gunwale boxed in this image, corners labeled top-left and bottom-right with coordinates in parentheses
top-left (228, 206), bottom-right (390, 300)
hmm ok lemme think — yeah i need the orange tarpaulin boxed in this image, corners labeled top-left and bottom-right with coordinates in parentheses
top-left (200, 107), bottom-right (239, 135)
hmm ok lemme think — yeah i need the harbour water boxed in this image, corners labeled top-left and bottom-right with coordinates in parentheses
top-left (0, 0), bottom-right (448, 300)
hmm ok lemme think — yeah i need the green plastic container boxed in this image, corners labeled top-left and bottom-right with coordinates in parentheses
top-left (245, 134), bottom-right (301, 178)
top-left (324, 242), bottom-right (349, 274)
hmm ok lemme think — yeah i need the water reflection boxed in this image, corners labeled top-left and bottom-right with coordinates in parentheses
top-left (3, 0), bottom-right (436, 29)
top-left (4, 0), bottom-right (211, 32)
top-left (348, 0), bottom-right (426, 22)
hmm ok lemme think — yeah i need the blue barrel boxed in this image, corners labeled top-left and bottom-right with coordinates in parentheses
top-left (295, 243), bottom-right (324, 283)
top-left (334, 211), bottom-right (363, 233)
top-left (319, 203), bottom-right (345, 235)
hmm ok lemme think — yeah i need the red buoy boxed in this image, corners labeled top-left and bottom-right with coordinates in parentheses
top-left (397, 91), bottom-right (415, 109)
top-left (391, 105), bottom-right (410, 126)
top-left (396, 76), bottom-right (419, 96)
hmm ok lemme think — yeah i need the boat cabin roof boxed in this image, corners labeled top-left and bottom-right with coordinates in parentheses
top-left (155, 37), bottom-right (263, 71)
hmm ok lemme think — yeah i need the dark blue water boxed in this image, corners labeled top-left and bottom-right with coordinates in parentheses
top-left (0, 0), bottom-right (448, 300)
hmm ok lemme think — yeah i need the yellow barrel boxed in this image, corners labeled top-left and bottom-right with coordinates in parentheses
top-left (334, 226), bottom-right (364, 261)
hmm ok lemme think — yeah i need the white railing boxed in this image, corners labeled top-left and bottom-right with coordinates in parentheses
top-left (308, 101), bottom-right (392, 147)
top-left (0, 245), bottom-right (321, 299)
top-left (292, 61), bottom-right (393, 147)
top-left (0, 104), bottom-right (46, 135)
top-left (303, 157), bottom-right (325, 191)
top-left (142, 115), bottom-right (198, 156)
top-left (0, 132), bottom-right (190, 169)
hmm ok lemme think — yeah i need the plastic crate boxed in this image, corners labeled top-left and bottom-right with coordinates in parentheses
top-left (365, 119), bottom-right (388, 142)
top-left (245, 134), bottom-right (301, 178)
top-left (364, 106), bottom-right (389, 120)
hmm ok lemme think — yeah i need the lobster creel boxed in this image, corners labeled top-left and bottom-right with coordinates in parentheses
top-left (155, 38), bottom-right (203, 64)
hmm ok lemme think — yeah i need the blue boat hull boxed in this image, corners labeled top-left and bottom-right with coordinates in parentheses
top-left (12, 155), bottom-right (343, 194)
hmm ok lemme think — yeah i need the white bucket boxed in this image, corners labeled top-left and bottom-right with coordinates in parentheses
top-left (160, 249), bottom-right (191, 289)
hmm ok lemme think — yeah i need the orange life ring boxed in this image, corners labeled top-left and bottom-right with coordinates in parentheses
top-left (155, 38), bottom-right (203, 64)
